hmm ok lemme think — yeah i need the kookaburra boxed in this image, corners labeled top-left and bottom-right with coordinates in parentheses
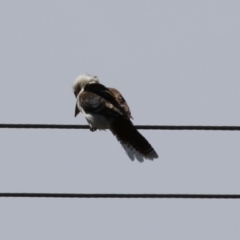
top-left (72, 74), bottom-right (158, 162)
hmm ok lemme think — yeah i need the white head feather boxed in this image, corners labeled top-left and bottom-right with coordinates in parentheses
top-left (72, 74), bottom-right (99, 97)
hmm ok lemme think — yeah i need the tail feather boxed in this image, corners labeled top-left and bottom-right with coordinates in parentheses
top-left (110, 118), bottom-right (158, 162)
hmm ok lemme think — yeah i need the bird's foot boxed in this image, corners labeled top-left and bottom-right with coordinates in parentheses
top-left (90, 126), bottom-right (97, 132)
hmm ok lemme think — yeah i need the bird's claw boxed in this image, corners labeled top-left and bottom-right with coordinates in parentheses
top-left (90, 127), bottom-right (97, 132)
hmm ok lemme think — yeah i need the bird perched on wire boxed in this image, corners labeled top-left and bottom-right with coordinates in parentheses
top-left (72, 74), bottom-right (158, 162)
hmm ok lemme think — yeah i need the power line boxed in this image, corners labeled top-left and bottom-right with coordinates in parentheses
top-left (1, 123), bottom-right (240, 131)
top-left (0, 193), bottom-right (239, 199)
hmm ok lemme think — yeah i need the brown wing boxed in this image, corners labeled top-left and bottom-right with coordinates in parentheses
top-left (79, 91), bottom-right (124, 117)
top-left (108, 88), bottom-right (133, 120)
top-left (83, 83), bottom-right (132, 120)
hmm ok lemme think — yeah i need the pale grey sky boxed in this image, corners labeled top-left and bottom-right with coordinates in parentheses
top-left (0, 1), bottom-right (240, 239)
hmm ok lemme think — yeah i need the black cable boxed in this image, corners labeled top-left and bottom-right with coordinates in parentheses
top-left (0, 193), bottom-right (239, 199)
top-left (1, 123), bottom-right (240, 131)
top-left (0, 124), bottom-right (88, 129)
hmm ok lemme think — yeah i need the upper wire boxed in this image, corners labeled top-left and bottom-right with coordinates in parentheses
top-left (0, 193), bottom-right (239, 199)
top-left (1, 124), bottom-right (240, 131)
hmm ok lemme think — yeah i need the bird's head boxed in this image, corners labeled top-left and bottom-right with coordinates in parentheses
top-left (72, 74), bottom-right (99, 98)
top-left (72, 74), bottom-right (99, 117)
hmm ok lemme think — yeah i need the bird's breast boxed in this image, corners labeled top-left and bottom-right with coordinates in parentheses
top-left (85, 112), bottom-right (111, 130)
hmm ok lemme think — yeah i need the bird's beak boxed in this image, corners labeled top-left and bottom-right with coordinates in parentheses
top-left (75, 104), bottom-right (80, 117)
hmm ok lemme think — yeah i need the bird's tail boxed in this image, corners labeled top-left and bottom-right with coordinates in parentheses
top-left (110, 118), bottom-right (158, 162)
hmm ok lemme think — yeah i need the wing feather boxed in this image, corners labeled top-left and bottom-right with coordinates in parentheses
top-left (80, 83), bottom-right (132, 119)
top-left (79, 91), bottom-right (124, 117)
top-left (108, 88), bottom-right (133, 120)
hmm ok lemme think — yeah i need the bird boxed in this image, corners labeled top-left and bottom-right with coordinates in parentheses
top-left (72, 74), bottom-right (158, 162)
